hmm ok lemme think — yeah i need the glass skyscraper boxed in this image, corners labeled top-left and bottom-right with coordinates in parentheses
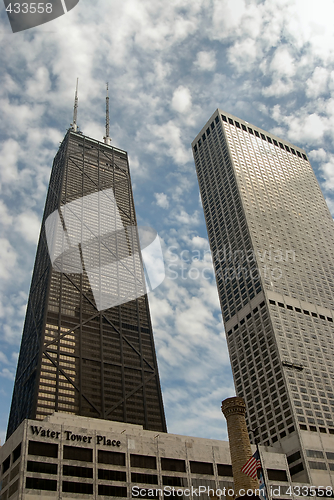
top-left (192, 110), bottom-right (334, 484)
top-left (7, 128), bottom-right (166, 438)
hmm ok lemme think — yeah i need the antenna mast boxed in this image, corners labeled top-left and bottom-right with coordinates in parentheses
top-left (104, 82), bottom-right (111, 145)
top-left (71, 78), bottom-right (79, 132)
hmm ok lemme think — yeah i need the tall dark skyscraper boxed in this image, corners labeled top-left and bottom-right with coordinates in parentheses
top-left (7, 97), bottom-right (166, 438)
top-left (192, 110), bottom-right (334, 484)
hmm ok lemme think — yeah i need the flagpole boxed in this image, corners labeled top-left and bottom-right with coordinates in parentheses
top-left (249, 428), bottom-right (270, 500)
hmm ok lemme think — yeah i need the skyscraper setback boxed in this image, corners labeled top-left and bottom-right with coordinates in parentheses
top-left (192, 110), bottom-right (334, 483)
top-left (7, 117), bottom-right (166, 438)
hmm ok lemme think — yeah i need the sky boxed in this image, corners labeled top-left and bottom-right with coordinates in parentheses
top-left (1, 0), bottom-right (334, 445)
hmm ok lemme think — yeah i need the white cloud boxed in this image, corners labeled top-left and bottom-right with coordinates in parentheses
top-left (0, 138), bottom-right (20, 184)
top-left (269, 47), bottom-right (296, 77)
top-left (154, 192), bottom-right (169, 209)
top-left (15, 211), bottom-right (41, 244)
top-left (0, 239), bottom-right (17, 281)
top-left (0, 352), bottom-right (9, 365)
top-left (320, 158), bottom-right (334, 191)
top-left (0, 368), bottom-right (15, 380)
top-left (227, 38), bottom-right (261, 72)
top-left (289, 113), bottom-right (327, 144)
top-left (0, 201), bottom-right (13, 226)
top-left (306, 66), bottom-right (329, 98)
top-left (171, 86), bottom-right (192, 114)
top-left (308, 148), bottom-right (327, 162)
top-left (262, 79), bottom-right (294, 98)
top-left (26, 66), bottom-right (51, 100)
top-left (194, 51), bottom-right (216, 71)
top-left (172, 209), bottom-right (200, 226)
top-left (147, 120), bottom-right (191, 165)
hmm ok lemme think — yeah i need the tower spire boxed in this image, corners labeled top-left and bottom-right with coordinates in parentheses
top-left (71, 78), bottom-right (79, 132)
top-left (104, 82), bottom-right (111, 145)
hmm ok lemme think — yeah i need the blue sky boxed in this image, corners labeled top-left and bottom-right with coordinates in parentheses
top-left (1, 0), bottom-right (334, 445)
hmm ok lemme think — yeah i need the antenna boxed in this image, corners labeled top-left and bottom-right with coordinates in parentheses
top-left (104, 82), bottom-right (111, 145)
top-left (71, 78), bottom-right (79, 132)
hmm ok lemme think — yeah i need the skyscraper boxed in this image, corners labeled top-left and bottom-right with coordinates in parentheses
top-left (7, 95), bottom-right (166, 438)
top-left (192, 110), bottom-right (334, 484)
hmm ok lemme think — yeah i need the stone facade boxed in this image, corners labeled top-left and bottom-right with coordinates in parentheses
top-left (0, 413), bottom-right (298, 500)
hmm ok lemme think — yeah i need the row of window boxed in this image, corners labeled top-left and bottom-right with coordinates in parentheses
top-left (269, 299), bottom-right (333, 323)
top-left (193, 114), bottom-right (308, 163)
top-left (25, 476), bottom-right (127, 496)
top-left (221, 115), bottom-right (308, 159)
top-left (1, 442), bottom-right (235, 478)
top-left (299, 423), bottom-right (334, 434)
top-left (307, 450), bottom-right (334, 460)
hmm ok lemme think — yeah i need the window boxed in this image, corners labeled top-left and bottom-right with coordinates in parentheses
top-left (63, 465), bottom-right (93, 478)
top-left (267, 469), bottom-right (288, 481)
top-left (2, 455), bottom-right (10, 473)
top-left (98, 450), bottom-right (125, 466)
top-left (163, 476), bottom-right (187, 487)
top-left (289, 462), bottom-right (304, 475)
top-left (62, 481), bottom-right (93, 494)
top-left (63, 446), bottom-right (92, 462)
top-left (217, 464), bottom-right (233, 477)
top-left (287, 451), bottom-right (301, 464)
top-left (190, 461), bottom-right (213, 475)
top-left (99, 469), bottom-right (126, 481)
top-left (306, 450), bottom-right (324, 458)
top-left (131, 473), bottom-right (158, 484)
top-left (27, 461), bottom-right (57, 475)
top-left (130, 455), bottom-right (156, 469)
top-left (161, 458), bottom-right (186, 473)
top-left (308, 461), bottom-right (327, 470)
top-left (13, 444), bottom-right (21, 463)
top-left (100, 484), bottom-right (127, 496)
top-left (28, 441), bottom-right (58, 458)
top-left (26, 477), bottom-right (57, 491)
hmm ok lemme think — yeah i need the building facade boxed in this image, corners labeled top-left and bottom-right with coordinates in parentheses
top-left (0, 411), bottom-right (302, 500)
top-left (192, 110), bottom-right (334, 484)
top-left (7, 129), bottom-right (166, 438)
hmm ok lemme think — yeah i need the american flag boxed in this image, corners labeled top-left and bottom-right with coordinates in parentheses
top-left (241, 450), bottom-right (261, 479)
